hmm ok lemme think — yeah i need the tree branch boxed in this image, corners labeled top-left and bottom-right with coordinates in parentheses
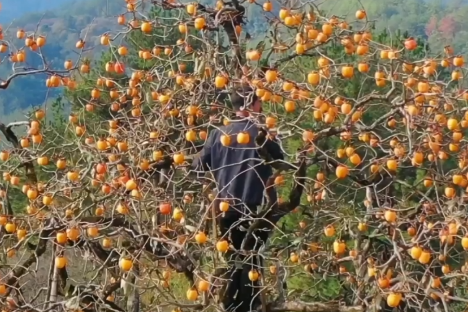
top-left (268, 300), bottom-right (364, 312)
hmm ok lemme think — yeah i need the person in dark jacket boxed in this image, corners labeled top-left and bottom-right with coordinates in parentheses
top-left (192, 85), bottom-right (284, 312)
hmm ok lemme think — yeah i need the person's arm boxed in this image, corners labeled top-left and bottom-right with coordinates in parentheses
top-left (263, 136), bottom-right (284, 161)
top-left (192, 130), bottom-right (215, 171)
top-left (255, 127), bottom-right (284, 161)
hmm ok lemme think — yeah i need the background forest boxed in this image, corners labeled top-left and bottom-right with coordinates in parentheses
top-left (2, 0), bottom-right (468, 120)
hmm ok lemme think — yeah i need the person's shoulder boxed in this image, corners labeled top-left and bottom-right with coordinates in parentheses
top-left (220, 121), bottom-right (241, 132)
top-left (217, 124), bottom-right (230, 134)
top-left (232, 118), bottom-right (257, 129)
top-left (245, 119), bottom-right (258, 127)
top-left (208, 127), bottom-right (222, 142)
top-left (217, 118), bottom-right (257, 134)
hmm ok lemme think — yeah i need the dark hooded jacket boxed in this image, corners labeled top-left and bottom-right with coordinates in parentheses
top-left (192, 118), bottom-right (283, 206)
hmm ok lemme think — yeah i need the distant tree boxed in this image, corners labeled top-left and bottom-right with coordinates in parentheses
top-left (439, 15), bottom-right (457, 36)
top-left (425, 15), bottom-right (438, 36)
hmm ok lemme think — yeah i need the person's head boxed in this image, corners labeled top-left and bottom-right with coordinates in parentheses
top-left (230, 85), bottom-right (262, 114)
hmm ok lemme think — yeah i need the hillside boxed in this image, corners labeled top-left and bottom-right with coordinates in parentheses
top-left (0, 0), bottom-right (75, 22)
top-left (0, 0), bottom-right (126, 120)
top-left (3, 0), bottom-right (468, 120)
top-left (316, 0), bottom-right (468, 51)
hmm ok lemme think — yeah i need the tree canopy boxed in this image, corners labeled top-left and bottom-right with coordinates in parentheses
top-left (1, 1), bottom-right (468, 312)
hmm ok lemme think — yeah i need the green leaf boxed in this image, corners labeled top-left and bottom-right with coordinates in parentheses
top-left (256, 40), bottom-right (266, 53)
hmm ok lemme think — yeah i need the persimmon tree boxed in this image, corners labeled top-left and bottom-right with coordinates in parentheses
top-left (2, 1), bottom-right (468, 312)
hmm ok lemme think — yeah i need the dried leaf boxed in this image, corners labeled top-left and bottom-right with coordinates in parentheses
top-left (145, 91), bottom-right (153, 105)
top-left (185, 225), bottom-right (197, 233)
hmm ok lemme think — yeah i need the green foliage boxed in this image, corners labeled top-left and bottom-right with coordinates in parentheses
top-left (288, 271), bottom-right (342, 300)
top-left (8, 187), bottom-right (28, 214)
